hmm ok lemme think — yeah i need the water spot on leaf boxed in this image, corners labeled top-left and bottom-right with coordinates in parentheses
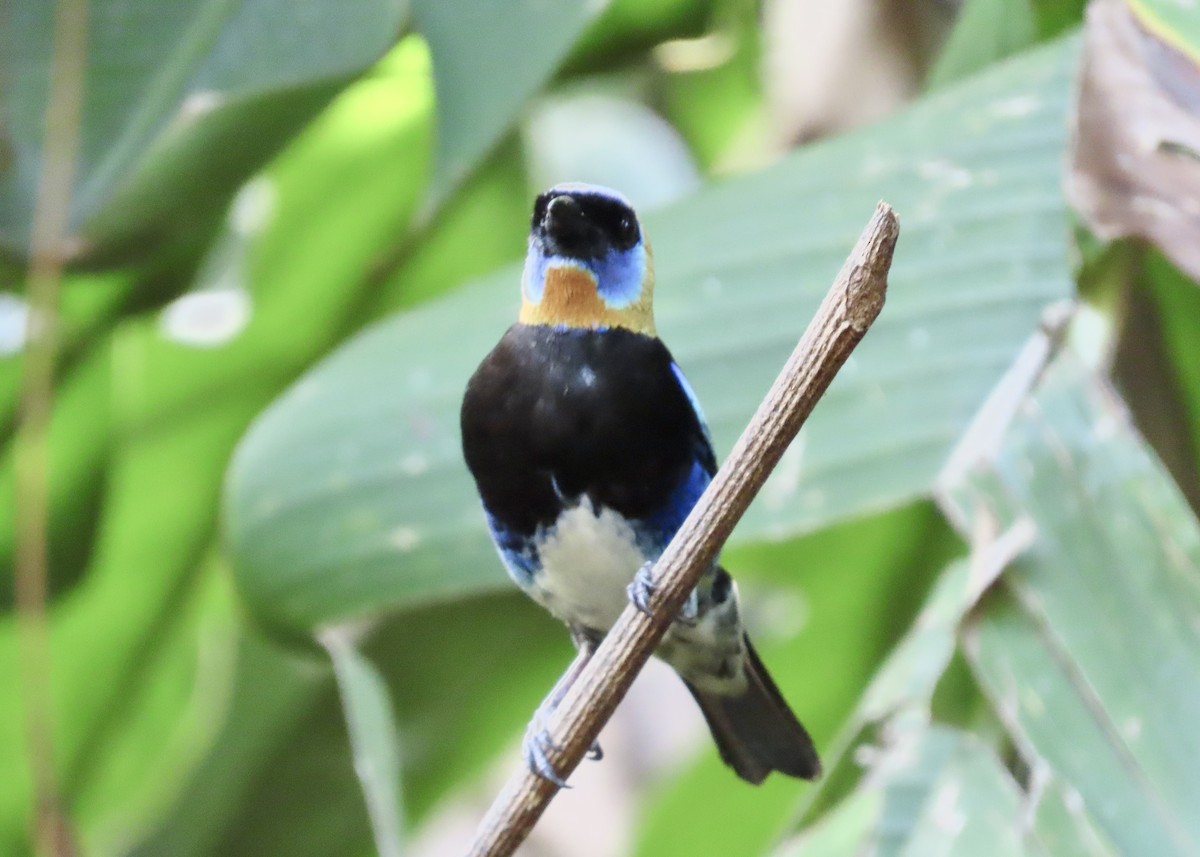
top-left (389, 526), bottom-right (421, 552)
top-left (991, 94), bottom-right (1040, 118)
top-left (400, 454), bottom-right (428, 476)
top-left (0, 293), bottom-right (31, 355)
top-left (231, 177), bottom-right (276, 236)
top-left (160, 287), bottom-right (251, 347)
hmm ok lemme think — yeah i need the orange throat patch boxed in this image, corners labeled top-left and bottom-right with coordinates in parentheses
top-left (519, 263), bottom-right (655, 335)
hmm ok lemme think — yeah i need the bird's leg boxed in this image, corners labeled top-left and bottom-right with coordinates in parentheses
top-left (522, 633), bottom-right (602, 787)
top-left (628, 561), bottom-right (700, 625)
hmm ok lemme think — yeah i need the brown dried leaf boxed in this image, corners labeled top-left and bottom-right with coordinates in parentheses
top-left (1068, 0), bottom-right (1200, 281)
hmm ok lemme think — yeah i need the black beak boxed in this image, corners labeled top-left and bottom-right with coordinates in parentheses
top-left (542, 194), bottom-right (603, 258)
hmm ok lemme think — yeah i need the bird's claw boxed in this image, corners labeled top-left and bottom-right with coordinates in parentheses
top-left (627, 561), bottom-right (658, 615)
top-left (523, 723), bottom-right (571, 788)
top-left (522, 706), bottom-right (603, 787)
top-left (627, 561), bottom-right (700, 626)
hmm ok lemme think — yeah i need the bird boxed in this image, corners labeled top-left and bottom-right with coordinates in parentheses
top-left (460, 182), bottom-right (820, 786)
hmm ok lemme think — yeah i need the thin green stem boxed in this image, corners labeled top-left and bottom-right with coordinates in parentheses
top-left (17, 0), bottom-right (90, 853)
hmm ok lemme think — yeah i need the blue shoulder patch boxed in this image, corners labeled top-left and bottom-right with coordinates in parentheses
top-left (670, 362), bottom-right (710, 438)
top-left (671, 361), bottom-right (718, 477)
top-left (635, 455), bottom-right (712, 556)
top-left (484, 510), bottom-right (541, 588)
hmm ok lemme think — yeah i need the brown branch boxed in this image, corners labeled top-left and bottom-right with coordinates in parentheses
top-left (16, 0), bottom-right (90, 854)
top-left (467, 201), bottom-right (899, 857)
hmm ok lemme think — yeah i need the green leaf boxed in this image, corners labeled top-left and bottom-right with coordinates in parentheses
top-left (323, 634), bottom-right (404, 857)
top-left (227, 37), bottom-right (1079, 632)
top-left (523, 90), bottom-right (700, 208)
top-left (411, 0), bottom-right (609, 198)
top-left (1111, 245), bottom-right (1200, 513)
top-left (1140, 249), bottom-right (1200, 502)
top-left (658, 1), bottom-right (766, 173)
top-left (927, 0), bottom-right (1039, 90)
top-left (126, 628), bottom-right (374, 857)
top-left (3, 0), bottom-right (408, 260)
top-left (774, 525), bottom-right (1031, 843)
top-left (129, 593), bottom-right (567, 857)
top-left (563, 0), bottom-right (714, 73)
top-left (780, 726), bottom-right (1037, 857)
top-left (0, 382), bottom-right (264, 852)
top-left (364, 138), bottom-right (530, 321)
top-left (1129, 0), bottom-right (1200, 58)
top-left (945, 354), bottom-right (1200, 856)
top-left (1028, 781), bottom-right (1122, 857)
top-left (0, 341), bottom-right (112, 604)
top-left (1030, 0), bottom-right (1088, 39)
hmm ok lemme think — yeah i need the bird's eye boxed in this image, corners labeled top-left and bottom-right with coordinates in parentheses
top-left (617, 215), bottom-right (638, 245)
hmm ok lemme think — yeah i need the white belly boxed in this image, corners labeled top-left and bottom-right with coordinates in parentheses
top-left (531, 500), bottom-right (646, 633)
top-left (529, 499), bottom-right (748, 693)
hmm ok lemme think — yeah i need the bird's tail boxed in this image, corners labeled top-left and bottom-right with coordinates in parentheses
top-left (685, 634), bottom-right (821, 784)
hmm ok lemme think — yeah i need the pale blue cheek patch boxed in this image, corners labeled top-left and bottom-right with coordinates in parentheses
top-left (593, 243), bottom-right (646, 309)
top-left (522, 244), bottom-right (549, 304)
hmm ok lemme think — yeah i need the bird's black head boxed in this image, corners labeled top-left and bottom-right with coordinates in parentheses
top-left (519, 182), bottom-right (654, 332)
top-left (530, 184), bottom-right (642, 261)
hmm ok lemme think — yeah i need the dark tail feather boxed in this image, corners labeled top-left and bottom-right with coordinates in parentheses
top-left (685, 635), bottom-right (821, 784)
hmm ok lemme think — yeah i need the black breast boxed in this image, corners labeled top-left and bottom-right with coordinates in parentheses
top-left (461, 324), bottom-right (707, 537)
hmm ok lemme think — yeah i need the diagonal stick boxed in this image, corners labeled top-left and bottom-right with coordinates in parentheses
top-left (468, 201), bottom-right (899, 857)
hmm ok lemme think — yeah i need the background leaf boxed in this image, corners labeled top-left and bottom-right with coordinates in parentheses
top-left (1067, 0), bottom-right (1200, 282)
top-left (926, 0), bottom-right (1038, 89)
top-left (412, 0), bottom-right (611, 198)
top-left (946, 354), bottom-right (1200, 857)
top-left (3, 0), bottom-right (408, 261)
top-left (323, 634), bottom-right (404, 857)
top-left (783, 727), bottom-right (1037, 857)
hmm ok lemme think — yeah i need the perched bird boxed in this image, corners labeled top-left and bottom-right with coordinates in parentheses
top-left (460, 182), bottom-right (820, 785)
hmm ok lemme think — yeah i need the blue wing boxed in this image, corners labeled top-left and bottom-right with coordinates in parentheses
top-left (634, 362), bottom-right (718, 555)
top-left (670, 361), bottom-right (718, 477)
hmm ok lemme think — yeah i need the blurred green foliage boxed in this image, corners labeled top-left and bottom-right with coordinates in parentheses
top-left (4, 1), bottom-right (1200, 856)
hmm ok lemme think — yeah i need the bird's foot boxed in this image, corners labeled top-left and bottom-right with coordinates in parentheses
top-left (627, 561), bottom-right (658, 615)
top-left (627, 562), bottom-right (699, 626)
top-left (522, 704), bottom-right (602, 788)
top-left (522, 721), bottom-right (570, 788)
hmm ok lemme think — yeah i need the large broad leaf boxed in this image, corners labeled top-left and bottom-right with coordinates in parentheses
top-left (780, 726), bottom-right (1040, 857)
top-left (322, 634), bottom-right (403, 857)
top-left (942, 354), bottom-right (1200, 856)
top-left (926, 0), bottom-right (1038, 89)
top-left (785, 721), bottom-right (1115, 856)
top-left (128, 593), bottom-right (568, 857)
top-left (767, 344), bottom-right (1200, 857)
top-left (2, 0), bottom-right (407, 260)
top-left (226, 37), bottom-right (1079, 632)
top-left (411, 0), bottom-right (610, 198)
